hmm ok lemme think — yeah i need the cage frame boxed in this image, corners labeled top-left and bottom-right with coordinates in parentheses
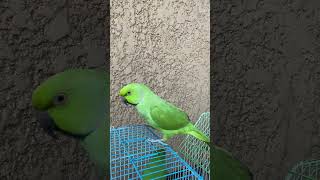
top-left (110, 124), bottom-right (204, 180)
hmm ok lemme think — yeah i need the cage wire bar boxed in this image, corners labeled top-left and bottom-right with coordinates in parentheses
top-left (110, 125), bottom-right (203, 180)
top-left (178, 112), bottom-right (210, 180)
top-left (285, 160), bottom-right (320, 180)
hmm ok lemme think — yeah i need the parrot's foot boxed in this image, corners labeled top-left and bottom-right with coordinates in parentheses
top-left (144, 124), bottom-right (156, 130)
top-left (146, 138), bottom-right (168, 145)
top-left (146, 138), bottom-right (162, 143)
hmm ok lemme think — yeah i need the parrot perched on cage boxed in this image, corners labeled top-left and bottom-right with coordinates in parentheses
top-left (31, 69), bottom-right (108, 179)
top-left (120, 83), bottom-right (253, 180)
top-left (119, 83), bottom-right (209, 143)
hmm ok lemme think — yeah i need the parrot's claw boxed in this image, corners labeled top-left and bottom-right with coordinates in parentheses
top-left (146, 138), bottom-right (168, 145)
top-left (144, 124), bottom-right (156, 130)
top-left (147, 138), bottom-right (160, 143)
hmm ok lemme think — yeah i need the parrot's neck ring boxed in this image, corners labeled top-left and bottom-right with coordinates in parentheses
top-left (37, 111), bottom-right (95, 140)
top-left (126, 101), bottom-right (138, 106)
top-left (56, 127), bottom-right (95, 140)
top-left (123, 97), bottom-right (138, 106)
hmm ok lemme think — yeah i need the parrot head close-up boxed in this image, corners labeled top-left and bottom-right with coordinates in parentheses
top-left (32, 69), bottom-right (107, 139)
top-left (31, 69), bottom-right (108, 178)
top-left (119, 83), bottom-right (150, 106)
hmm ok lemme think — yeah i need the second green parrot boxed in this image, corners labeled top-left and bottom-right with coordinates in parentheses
top-left (32, 69), bottom-right (108, 179)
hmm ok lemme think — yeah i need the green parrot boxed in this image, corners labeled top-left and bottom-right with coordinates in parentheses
top-left (120, 83), bottom-right (253, 180)
top-left (31, 69), bottom-right (108, 179)
top-left (119, 83), bottom-right (209, 144)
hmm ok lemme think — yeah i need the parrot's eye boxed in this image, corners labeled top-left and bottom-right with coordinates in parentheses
top-left (127, 91), bottom-right (131, 96)
top-left (53, 93), bottom-right (67, 105)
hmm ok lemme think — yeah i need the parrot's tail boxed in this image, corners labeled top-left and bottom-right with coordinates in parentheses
top-left (186, 126), bottom-right (210, 143)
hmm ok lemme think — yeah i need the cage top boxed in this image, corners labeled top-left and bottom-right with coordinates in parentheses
top-left (110, 124), bottom-right (204, 180)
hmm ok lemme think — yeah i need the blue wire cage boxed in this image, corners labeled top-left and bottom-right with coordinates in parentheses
top-left (178, 112), bottom-right (210, 180)
top-left (110, 125), bottom-right (203, 180)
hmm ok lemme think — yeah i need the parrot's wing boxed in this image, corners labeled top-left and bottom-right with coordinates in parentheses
top-left (150, 102), bottom-right (190, 130)
top-left (213, 146), bottom-right (253, 180)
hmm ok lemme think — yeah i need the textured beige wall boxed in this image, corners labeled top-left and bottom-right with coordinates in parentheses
top-left (110, 0), bottom-right (210, 133)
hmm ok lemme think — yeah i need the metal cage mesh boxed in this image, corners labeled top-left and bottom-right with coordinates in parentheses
top-left (285, 160), bottom-right (320, 180)
top-left (110, 125), bottom-right (203, 180)
top-left (178, 112), bottom-right (210, 180)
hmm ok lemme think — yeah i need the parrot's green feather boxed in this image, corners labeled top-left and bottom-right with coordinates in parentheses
top-left (184, 125), bottom-right (210, 143)
top-left (150, 105), bottom-right (190, 130)
top-left (82, 121), bottom-right (107, 177)
top-left (212, 146), bottom-right (253, 180)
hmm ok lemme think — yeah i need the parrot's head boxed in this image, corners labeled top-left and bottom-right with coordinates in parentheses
top-left (119, 83), bottom-right (149, 106)
top-left (32, 69), bottom-right (107, 139)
